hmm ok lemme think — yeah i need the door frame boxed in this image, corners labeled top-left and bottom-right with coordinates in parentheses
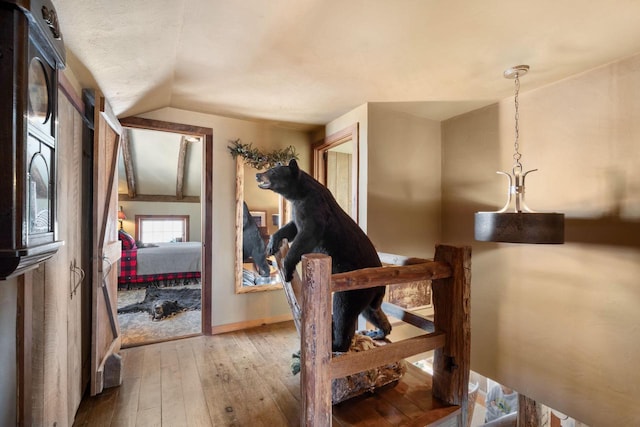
top-left (118, 116), bottom-right (213, 336)
top-left (312, 123), bottom-right (359, 222)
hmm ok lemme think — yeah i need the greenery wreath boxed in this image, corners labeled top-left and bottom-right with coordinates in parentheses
top-left (227, 139), bottom-right (298, 170)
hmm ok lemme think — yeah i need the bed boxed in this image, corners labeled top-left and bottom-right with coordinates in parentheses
top-left (118, 231), bottom-right (202, 288)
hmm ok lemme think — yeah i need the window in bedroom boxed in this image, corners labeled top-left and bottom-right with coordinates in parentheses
top-left (135, 214), bottom-right (190, 243)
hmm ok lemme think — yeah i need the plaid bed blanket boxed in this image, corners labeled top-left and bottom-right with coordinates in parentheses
top-left (119, 248), bottom-right (138, 283)
top-left (118, 248), bottom-right (200, 287)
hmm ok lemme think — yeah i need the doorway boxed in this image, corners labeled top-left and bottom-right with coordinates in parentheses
top-left (117, 117), bottom-right (213, 346)
top-left (313, 123), bottom-right (359, 222)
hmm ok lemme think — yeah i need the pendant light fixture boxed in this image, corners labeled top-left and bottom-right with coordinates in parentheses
top-left (474, 65), bottom-right (564, 244)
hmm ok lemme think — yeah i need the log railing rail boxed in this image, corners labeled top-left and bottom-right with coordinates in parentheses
top-left (275, 243), bottom-right (471, 427)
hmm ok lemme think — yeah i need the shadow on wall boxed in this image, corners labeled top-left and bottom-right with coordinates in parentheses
top-left (565, 217), bottom-right (640, 248)
top-left (443, 196), bottom-right (640, 249)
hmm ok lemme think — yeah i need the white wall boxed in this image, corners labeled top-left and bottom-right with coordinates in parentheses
top-left (441, 54), bottom-right (640, 426)
top-left (137, 107), bottom-right (314, 329)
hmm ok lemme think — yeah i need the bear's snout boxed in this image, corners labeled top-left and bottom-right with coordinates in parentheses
top-left (256, 173), bottom-right (271, 189)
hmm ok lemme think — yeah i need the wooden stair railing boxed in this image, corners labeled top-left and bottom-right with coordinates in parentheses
top-left (275, 243), bottom-right (471, 427)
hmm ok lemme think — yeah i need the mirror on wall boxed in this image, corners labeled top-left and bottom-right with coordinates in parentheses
top-left (235, 157), bottom-right (288, 293)
top-left (313, 123), bottom-right (359, 222)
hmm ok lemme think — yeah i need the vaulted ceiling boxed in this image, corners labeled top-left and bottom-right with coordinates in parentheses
top-left (53, 0), bottom-right (640, 125)
top-left (117, 128), bottom-right (202, 201)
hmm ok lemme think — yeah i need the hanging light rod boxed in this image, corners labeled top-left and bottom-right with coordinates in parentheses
top-left (474, 65), bottom-right (564, 244)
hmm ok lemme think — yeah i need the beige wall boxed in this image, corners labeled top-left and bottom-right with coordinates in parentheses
top-left (137, 107), bottom-right (314, 329)
top-left (442, 55), bottom-right (640, 426)
top-left (368, 104), bottom-right (442, 258)
top-left (326, 103), bottom-right (442, 258)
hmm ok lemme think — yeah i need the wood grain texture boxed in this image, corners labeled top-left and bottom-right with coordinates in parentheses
top-left (73, 320), bottom-right (467, 427)
top-left (517, 394), bottom-right (541, 427)
top-left (431, 245), bottom-right (472, 426)
top-left (176, 136), bottom-right (188, 200)
top-left (331, 261), bottom-right (452, 293)
top-left (301, 254), bottom-right (333, 427)
top-left (117, 194), bottom-right (200, 203)
top-left (90, 90), bottom-right (123, 396)
top-left (74, 244), bottom-right (471, 427)
top-left (330, 333), bottom-right (445, 379)
top-left (235, 157), bottom-right (244, 293)
top-left (119, 130), bottom-right (136, 198)
top-left (17, 272), bottom-right (32, 427)
top-left (74, 324), bottom-right (300, 426)
top-left (293, 245), bottom-right (469, 426)
top-left (276, 240), bottom-right (303, 334)
top-left (25, 87), bottom-right (87, 427)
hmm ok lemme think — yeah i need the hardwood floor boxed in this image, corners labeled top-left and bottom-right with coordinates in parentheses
top-left (73, 321), bottom-right (302, 427)
top-left (73, 318), bottom-right (450, 427)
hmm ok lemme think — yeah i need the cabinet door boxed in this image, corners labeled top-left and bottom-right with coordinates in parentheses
top-left (58, 87), bottom-right (86, 422)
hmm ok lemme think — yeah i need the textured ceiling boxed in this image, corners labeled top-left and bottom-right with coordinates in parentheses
top-left (53, 0), bottom-right (640, 125)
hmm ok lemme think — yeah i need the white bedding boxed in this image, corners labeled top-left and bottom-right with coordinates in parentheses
top-left (136, 242), bottom-right (202, 275)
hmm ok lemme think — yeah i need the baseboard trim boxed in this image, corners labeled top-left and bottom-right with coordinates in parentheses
top-left (210, 313), bottom-right (293, 335)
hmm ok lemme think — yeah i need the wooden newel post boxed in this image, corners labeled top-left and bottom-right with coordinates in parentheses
top-left (301, 253), bottom-right (333, 426)
top-left (432, 245), bottom-right (472, 426)
top-left (517, 394), bottom-right (541, 427)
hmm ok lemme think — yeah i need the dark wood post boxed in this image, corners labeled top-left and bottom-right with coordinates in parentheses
top-left (301, 253), bottom-right (333, 426)
top-left (432, 245), bottom-right (472, 425)
top-left (518, 394), bottom-right (541, 427)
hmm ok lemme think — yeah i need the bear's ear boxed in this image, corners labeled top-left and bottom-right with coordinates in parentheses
top-left (288, 159), bottom-right (300, 177)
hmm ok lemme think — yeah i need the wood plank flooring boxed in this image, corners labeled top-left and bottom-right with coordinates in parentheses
top-left (73, 319), bottom-right (450, 427)
top-left (73, 321), bottom-right (301, 427)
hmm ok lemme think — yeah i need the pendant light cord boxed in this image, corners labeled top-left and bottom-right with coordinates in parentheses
top-left (512, 75), bottom-right (522, 172)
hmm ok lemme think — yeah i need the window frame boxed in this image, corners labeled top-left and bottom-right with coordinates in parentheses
top-left (134, 214), bottom-right (190, 243)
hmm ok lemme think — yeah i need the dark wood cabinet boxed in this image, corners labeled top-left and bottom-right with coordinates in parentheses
top-left (0, 0), bottom-right (66, 279)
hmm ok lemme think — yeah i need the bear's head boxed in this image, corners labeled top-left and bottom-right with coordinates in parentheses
top-left (151, 300), bottom-right (181, 321)
top-left (256, 159), bottom-right (301, 198)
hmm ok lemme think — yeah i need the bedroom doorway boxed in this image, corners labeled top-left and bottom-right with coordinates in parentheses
top-left (116, 117), bottom-right (213, 347)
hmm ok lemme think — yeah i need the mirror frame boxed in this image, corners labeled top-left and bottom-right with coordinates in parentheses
top-left (312, 123), bottom-right (359, 222)
top-left (235, 157), bottom-right (287, 294)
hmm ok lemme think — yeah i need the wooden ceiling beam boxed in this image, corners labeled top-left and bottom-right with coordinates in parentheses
top-left (120, 129), bottom-right (137, 198)
top-left (176, 136), bottom-right (189, 200)
top-left (118, 193), bottom-right (200, 203)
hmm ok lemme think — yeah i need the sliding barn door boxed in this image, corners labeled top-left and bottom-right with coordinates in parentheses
top-left (84, 89), bottom-right (123, 395)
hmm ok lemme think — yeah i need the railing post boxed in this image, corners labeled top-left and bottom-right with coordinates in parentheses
top-left (432, 245), bottom-right (472, 426)
top-left (301, 253), bottom-right (333, 426)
